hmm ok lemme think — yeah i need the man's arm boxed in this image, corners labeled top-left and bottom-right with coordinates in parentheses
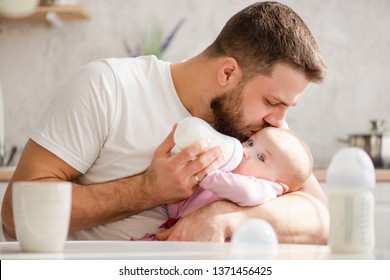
top-left (1, 128), bottom-right (224, 239)
top-left (156, 174), bottom-right (329, 244)
top-left (1, 139), bottom-right (155, 239)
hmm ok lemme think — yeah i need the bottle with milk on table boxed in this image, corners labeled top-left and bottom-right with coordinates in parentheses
top-left (327, 147), bottom-right (376, 253)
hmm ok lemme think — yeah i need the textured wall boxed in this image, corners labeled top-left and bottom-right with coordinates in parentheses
top-left (0, 0), bottom-right (389, 168)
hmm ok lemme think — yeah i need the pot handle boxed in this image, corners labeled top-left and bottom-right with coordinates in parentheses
top-left (371, 119), bottom-right (385, 133)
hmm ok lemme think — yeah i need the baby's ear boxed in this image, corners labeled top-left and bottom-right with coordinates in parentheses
top-left (278, 182), bottom-right (289, 193)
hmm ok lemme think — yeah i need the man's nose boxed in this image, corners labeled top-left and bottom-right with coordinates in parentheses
top-left (263, 108), bottom-right (287, 128)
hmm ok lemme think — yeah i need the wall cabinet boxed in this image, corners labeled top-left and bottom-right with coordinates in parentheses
top-left (373, 182), bottom-right (390, 251)
top-left (0, 4), bottom-right (90, 21)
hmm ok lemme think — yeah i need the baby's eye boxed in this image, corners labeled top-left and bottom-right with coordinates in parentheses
top-left (257, 154), bottom-right (266, 162)
top-left (248, 140), bottom-right (254, 147)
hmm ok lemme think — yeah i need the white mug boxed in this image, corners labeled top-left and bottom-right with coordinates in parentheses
top-left (0, 0), bottom-right (40, 18)
top-left (12, 181), bottom-right (72, 252)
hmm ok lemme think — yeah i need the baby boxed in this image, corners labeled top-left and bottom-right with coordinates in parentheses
top-left (167, 126), bottom-right (313, 219)
top-left (130, 126), bottom-right (313, 240)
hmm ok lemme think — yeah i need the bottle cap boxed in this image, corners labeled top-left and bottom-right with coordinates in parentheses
top-left (231, 218), bottom-right (278, 258)
top-left (327, 147), bottom-right (375, 189)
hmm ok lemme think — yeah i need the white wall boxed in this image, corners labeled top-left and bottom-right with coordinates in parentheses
top-left (0, 0), bottom-right (389, 168)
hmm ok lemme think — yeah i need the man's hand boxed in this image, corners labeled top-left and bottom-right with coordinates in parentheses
top-left (143, 125), bottom-right (226, 205)
top-left (156, 200), bottom-right (243, 242)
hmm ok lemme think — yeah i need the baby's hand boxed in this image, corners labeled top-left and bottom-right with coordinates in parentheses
top-left (278, 182), bottom-right (289, 193)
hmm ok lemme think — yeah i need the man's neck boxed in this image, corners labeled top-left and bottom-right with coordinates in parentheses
top-left (170, 55), bottom-right (217, 123)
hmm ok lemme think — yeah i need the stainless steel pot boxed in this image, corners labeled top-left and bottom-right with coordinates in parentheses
top-left (345, 120), bottom-right (390, 168)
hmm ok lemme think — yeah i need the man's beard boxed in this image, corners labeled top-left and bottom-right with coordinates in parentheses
top-left (210, 83), bottom-right (267, 142)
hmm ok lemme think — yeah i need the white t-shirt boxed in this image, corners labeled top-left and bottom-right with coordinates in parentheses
top-left (31, 56), bottom-right (191, 240)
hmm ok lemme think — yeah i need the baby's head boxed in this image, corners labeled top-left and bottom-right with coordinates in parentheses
top-left (233, 127), bottom-right (313, 192)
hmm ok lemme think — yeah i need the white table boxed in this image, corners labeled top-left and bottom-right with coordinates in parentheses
top-left (1, 241), bottom-right (389, 260)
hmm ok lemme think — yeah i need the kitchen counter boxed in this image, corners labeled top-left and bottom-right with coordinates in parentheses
top-left (1, 241), bottom-right (389, 260)
top-left (313, 168), bottom-right (390, 182)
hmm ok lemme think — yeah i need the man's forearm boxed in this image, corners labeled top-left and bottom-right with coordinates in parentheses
top-left (227, 174), bottom-right (329, 244)
top-left (1, 173), bottom-right (159, 239)
top-left (242, 191), bottom-right (328, 244)
top-left (68, 174), bottom-right (160, 232)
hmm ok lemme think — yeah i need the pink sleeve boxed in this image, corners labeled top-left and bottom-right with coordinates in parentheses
top-left (199, 170), bottom-right (284, 206)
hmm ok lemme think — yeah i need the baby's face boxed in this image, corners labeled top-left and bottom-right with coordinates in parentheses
top-left (232, 129), bottom-right (282, 181)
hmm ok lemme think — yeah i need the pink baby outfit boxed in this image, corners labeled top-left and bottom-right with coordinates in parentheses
top-left (168, 170), bottom-right (284, 219)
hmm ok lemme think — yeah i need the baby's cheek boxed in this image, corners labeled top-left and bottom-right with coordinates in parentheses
top-left (230, 165), bottom-right (241, 174)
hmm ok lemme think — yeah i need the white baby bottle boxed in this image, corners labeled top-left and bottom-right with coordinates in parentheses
top-left (174, 117), bottom-right (243, 172)
top-left (327, 147), bottom-right (376, 253)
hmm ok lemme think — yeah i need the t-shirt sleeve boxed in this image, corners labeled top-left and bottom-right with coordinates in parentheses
top-left (30, 60), bottom-right (118, 173)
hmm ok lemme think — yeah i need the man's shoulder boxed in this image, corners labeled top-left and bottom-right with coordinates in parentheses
top-left (102, 55), bottom-right (167, 71)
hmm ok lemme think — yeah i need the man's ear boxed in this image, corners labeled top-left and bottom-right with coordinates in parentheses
top-left (217, 57), bottom-right (242, 87)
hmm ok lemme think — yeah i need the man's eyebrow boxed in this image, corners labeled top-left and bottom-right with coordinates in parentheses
top-left (269, 96), bottom-right (297, 107)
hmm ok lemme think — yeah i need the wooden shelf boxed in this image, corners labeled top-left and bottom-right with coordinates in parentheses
top-left (0, 5), bottom-right (90, 21)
